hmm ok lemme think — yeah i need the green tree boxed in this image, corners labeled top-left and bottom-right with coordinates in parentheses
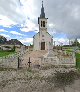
top-left (72, 38), bottom-right (80, 47)
top-left (0, 36), bottom-right (7, 44)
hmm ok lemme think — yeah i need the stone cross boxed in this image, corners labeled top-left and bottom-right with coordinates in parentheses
top-left (28, 57), bottom-right (31, 67)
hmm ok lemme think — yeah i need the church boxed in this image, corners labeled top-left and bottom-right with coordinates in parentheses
top-left (33, 1), bottom-right (53, 51)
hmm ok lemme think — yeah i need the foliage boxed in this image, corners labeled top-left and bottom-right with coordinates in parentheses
top-left (72, 38), bottom-right (80, 47)
top-left (0, 36), bottom-right (7, 44)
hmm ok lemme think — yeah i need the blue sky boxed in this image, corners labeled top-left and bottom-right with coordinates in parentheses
top-left (0, 0), bottom-right (80, 45)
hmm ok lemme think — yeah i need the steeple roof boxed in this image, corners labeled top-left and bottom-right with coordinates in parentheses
top-left (40, 1), bottom-right (45, 18)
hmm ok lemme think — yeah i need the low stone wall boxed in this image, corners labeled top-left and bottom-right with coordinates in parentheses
top-left (41, 57), bottom-right (76, 66)
top-left (0, 51), bottom-right (25, 69)
top-left (41, 51), bottom-right (76, 67)
top-left (0, 55), bottom-right (18, 68)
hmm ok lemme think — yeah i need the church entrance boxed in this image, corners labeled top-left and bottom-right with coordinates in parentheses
top-left (41, 42), bottom-right (45, 50)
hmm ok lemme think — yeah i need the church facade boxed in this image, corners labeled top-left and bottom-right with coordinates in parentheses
top-left (33, 1), bottom-right (53, 51)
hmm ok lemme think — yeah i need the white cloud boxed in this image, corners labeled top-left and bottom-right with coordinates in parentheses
top-left (10, 31), bottom-right (24, 36)
top-left (53, 38), bottom-right (69, 45)
top-left (48, 23), bottom-right (56, 28)
top-left (20, 38), bottom-right (33, 44)
top-left (20, 27), bottom-right (38, 33)
top-left (0, 34), bottom-right (10, 38)
top-left (0, 15), bottom-right (17, 27)
top-left (0, 29), bottom-right (8, 32)
top-left (20, 20), bottom-right (39, 33)
top-left (0, 0), bottom-right (25, 27)
top-left (21, 0), bottom-right (38, 20)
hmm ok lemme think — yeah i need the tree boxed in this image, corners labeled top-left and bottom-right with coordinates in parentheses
top-left (0, 36), bottom-right (7, 44)
top-left (72, 38), bottom-right (80, 47)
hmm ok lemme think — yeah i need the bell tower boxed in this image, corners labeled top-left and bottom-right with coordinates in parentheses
top-left (38, 1), bottom-right (48, 32)
top-left (33, 1), bottom-right (53, 51)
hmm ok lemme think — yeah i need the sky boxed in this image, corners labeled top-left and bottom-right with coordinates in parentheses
top-left (0, 0), bottom-right (80, 45)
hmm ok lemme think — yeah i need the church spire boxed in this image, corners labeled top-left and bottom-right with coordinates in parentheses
top-left (40, 1), bottom-right (45, 18)
top-left (42, 1), bottom-right (43, 8)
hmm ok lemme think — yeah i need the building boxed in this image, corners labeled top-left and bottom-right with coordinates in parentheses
top-left (33, 1), bottom-right (53, 51)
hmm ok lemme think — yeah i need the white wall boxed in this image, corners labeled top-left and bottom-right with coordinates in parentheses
top-left (33, 32), bottom-right (53, 51)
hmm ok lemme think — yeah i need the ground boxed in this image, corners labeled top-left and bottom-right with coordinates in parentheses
top-left (0, 67), bottom-right (80, 92)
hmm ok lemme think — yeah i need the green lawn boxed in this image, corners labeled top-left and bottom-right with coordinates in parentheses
top-left (0, 51), bottom-right (16, 57)
top-left (75, 53), bottom-right (80, 68)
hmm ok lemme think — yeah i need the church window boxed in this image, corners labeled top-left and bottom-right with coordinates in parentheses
top-left (43, 21), bottom-right (45, 27)
top-left (41, 21), bottom-right (42, 27)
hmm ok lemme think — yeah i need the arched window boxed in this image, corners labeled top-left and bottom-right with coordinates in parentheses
top-left (43, 21), bottom-right (45, 27)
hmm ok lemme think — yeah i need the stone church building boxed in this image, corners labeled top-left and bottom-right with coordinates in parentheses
top-left (33, 1), bottom-right (53, 50)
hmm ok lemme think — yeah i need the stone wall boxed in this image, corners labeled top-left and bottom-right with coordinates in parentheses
top-left (0, 51), bottom-right (25, 69)
top-left (0, 54), bottom-right (18, 68)
top-left (41, 50), bottom-right (76, 67)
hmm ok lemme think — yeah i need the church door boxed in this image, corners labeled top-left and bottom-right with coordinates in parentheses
top-left (41, 42), bottom-right (45, 50)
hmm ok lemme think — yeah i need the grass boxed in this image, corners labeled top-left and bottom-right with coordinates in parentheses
top-left (66, 49), bottom-right (73, 52)
top-left (75, 53), bottom-right (80, 68)
top-left (0, 50), bottom-right (16, 57)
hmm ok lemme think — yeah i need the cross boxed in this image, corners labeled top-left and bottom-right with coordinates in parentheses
top-left (28, 57), bottom-right (31, 67)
